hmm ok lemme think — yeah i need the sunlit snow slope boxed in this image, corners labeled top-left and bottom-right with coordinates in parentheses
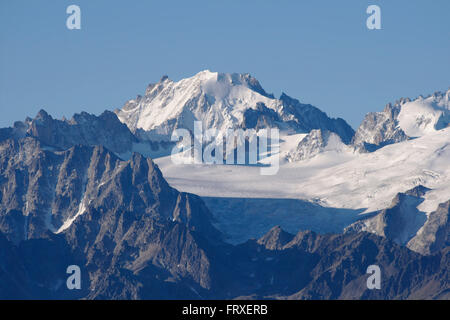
top-left (115, 70), bottom-right (354, 143)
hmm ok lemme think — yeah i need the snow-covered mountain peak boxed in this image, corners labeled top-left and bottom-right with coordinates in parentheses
top-left (115, 70), bottom-right (282, 140)
top-left (115, 71), bottom-right (354, 144)
top-left (352, 88), bottom-right (450, 151)
top-left (397, 89), bottom-right (450, 137)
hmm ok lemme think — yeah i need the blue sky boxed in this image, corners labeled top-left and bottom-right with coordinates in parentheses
top-left (0, 0), bottom-right (449, 128)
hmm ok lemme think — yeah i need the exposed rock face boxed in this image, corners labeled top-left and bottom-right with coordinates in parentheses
top-left (345, 186), bottom-right (430, 248)
top-left (241, 102), bottom-right (281, 130)
top-left (0, 222), bottom-right (218, 299)
top-left (69, 219), bottom-right (221, 299)
top-left (7, 110), bottom-right (138, 155)
top-left (286, 129), bottom-right (352, 161)
top-left (352, 90), bottom-right (450, 152)
top-left (0, 132), bottom-right (224, 299)
top-left (257, 225), bottom-right (295, 250)
top-left (277, 232), bottom-right (449, 300)
top-left (344, 185), bottom-right (450, 256)
top-left (352, 102), bottom-right (408, 152)
top-left (0, 136), bottom-right (220, 245)
top-left (408, 200), bottom-right (450, 255)
top-left (230, 229), bottom-right (448, 300)
top-left (278, 93), bottom-right (355, 144)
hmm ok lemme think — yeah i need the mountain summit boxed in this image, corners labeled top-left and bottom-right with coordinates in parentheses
top-left (115, 70), bottom-right (355, 144)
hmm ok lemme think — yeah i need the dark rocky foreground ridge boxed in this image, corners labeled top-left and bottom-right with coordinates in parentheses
top-left (1, 223), bottom-right (448, 299)
top-left (0, 110), bottom-right (448, 300)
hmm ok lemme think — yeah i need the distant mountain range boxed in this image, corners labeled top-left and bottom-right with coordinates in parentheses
top-left (0, 71), bottom-right (448, 299)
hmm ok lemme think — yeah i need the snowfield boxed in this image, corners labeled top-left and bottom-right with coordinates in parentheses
top-left (155, 127), bottom-right (450, 243)
top-left (398, 92), bottom-right (450, 137)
